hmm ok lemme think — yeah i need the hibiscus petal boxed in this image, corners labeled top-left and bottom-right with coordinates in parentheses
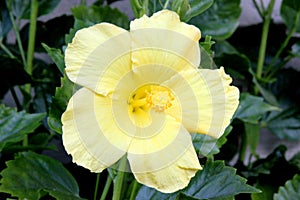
top-left (62, 88), bottom-right (131, 172)
top-left (130, 10), bottom-right (200, 43)
top-left (127, 121), bottom-right (201, 193)
top-left (130, 10), bottom-right (201, 70)
top-left (65, 23), bottom-right (131, 95)
top-left (164, 67), bottom-right (239, 138)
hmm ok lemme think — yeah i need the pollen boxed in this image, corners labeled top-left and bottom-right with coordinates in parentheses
top-left (128, 85), bottom-right (174, 113)
top-left (146, 85), bottom-right (174, 112)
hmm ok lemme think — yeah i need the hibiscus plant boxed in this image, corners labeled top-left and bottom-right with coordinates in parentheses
top-left (0, 0), bottom-right (299, 200)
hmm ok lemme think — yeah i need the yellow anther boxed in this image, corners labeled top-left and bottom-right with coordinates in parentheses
top-left (146, 85), bottom-right (174, 112)
top-left (128, 85), bottom-right (174, 113)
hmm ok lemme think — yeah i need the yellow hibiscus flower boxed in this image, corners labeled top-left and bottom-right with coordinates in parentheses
top-left (62, 10), bottom-right (239, 193)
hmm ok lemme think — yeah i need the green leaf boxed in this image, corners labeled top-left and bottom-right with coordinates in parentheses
top-left (214, 40), bottom-right (251, 80)
top-left (42, 43), bottom-right (65, 74)
top-left (65, 5), bottom-right (129, 44)
top-left (36, 0), bottom-right (61, 18)
top-left (0, 151), bottom-right (84, 200)
top-left (244, 123), bottom-right (260, 157)
top-left (182, 0), bottom-right (214, 22)
top-left (252, 74), bottom-right (279, 106)
top-left (199, 36), bottom-right (217, 69)
top-left (71, 5), bottom-right (129, 29)
top-left (200, 35), bottom-right (215, 54)
top-left (214, 40), bottom-right (239, 56)
top-left (234, 93), bottom-right (279, 124)
top-left (199, 45), bottom-right (217, 69)
top-left (280, 0), bottom-right (300, 33)
top-left (182, 159), bottom-right (260, 199)
top-left (274, 174), bottom-right (300, 200)
top-left (213, 197), bottom-right (234, 200)
top-left (252, 183), bottom-right (277, 200)
top-left (144, 0), bottom-right (213, 22)
top-left (289, 152), bottom-right (300, 170)
top-left (135, 187), bottom-right (171, 200)
top-left (266, 108), bottom-right (300, 140)
top-left (136, 159), bottom-right (260, 200)
top-left (48, 74), bottom-right (75, 134)
top-left (192, 126), bottom-right (232, 156)
top-left (0, 105), bottom-right (45, 151)
top-left (0, 7), bottom-right (12, 38)
top-left (7, 0), bottom-right (60, 19)
top-left (189, 0), bottom-right (241, 40)
top-left (171, 0), bottom-right (190, 20)
top-left (6, 0), bottom-right (28, 19)
top-left (29, 132), bottom-right (53, 147)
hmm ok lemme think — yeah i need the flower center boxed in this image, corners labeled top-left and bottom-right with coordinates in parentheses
top-left (129, 85), bottom-right (174, 112)
top-left (146, 85), bottom-right (174, 112)
top-left (128, 85), bottom-right (174, 127)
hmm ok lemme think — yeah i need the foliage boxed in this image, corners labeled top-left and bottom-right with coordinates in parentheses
top-left (280, 0), bottom-right (300, 33)
top-left (192, 126), bottom-right (232, 156)
top-left (0, 151), bottom-right (83, 200)
top-left (234, 93), bottom-right (279, 124)
top-left (190, 0), bottom-right (241, 40)
top-left (0, 0), bottom-right (300, 199)
top-left (0, 104), bottom-right (45, 151)
top-left (47, 74), bottom-right (74, 134)
top-left (274, 174), bottom-right (300, 200)
top-left (136, 159), bottom-right (259, 200)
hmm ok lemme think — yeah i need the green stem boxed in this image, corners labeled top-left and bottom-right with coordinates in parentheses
top-left (0, 40), bottom-right (15, 58)
top-left (93, 173), bottom-right (101, 200)
top-left (239, 131), bottom-right (248, 162)
top-left (23, 0), bottom-right (39, 144)
top-left (112, 156), bottom-right (127, 200)
top-left (129, 179), bottom-right (139, 200)
top-left (142, 0), bottom-right (149, 16)
top-left (129, 0), bottom-right (145, 18)
top-left (21, 0), bottom-right (38, 113)
top-left (256, 0), bottom-right (276, 79)
top-left (259, 0), bottom-right (266, 12)
top-left (252, 0), bottom-right (264, 19)
top-left (265, 12), bottom-right (300, 75)
top-left (163, 0), bottom-right (170, 9)
top-left (100, 175), bottom-right (113, 200)
top-left (266, 55), bottom-right (292, 79)
top-left (7, 6), bottom-right (26, 67)
top-left (26, 0), bottom-right (38, 76)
